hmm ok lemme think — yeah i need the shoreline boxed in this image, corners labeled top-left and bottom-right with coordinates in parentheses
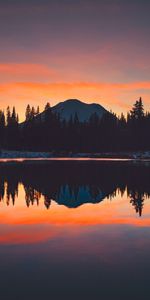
top-left (0, 150), bottom-right (150, 159)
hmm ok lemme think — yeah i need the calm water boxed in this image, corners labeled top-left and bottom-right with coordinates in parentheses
top-left (0, 160), bottom-right (150, 300)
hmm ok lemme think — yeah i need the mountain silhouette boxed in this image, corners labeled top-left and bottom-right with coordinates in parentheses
top-left (20, 99), bottom-right (108, 128)
top-left (51, 99), bottom-right (108, 122)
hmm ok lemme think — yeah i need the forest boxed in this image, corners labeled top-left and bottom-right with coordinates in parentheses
top-left (0, 97), bottom-right (149, 152)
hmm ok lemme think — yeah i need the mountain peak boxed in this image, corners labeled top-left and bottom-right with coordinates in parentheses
top-left (62, 99), bottom-right (82, 103)
top-left (52, 99), bottom-right (107, 122)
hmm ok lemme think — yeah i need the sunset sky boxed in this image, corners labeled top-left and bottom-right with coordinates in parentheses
top-left (1, 0), bottom-right (150, 120)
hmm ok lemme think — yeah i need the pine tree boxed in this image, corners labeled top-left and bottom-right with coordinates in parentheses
top-left (45, 102), bottom-right (50, 110)
top-left (0, 111), bottom-right (5, 148)
top-left (130, 97), bottom-right (144, 120)
top-left (36, 106), bottom-right (40, 115)
top-left (31, 106), bottom-right (35, 119)
top-left (16, 114), bottom-right (19, 123)
top-left (0, 111), bottom-right (5, 128)
top-left (11, 107), bottom-right (17, 124)
top-left (120, 113), bottom-right (126, 128)
top-left (6, 106), bottom-right (11, 126)
top-left (25, 104), bottom-right (31, 121)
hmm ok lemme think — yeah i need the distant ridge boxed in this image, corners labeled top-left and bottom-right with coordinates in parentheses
top-left (51, 99), bottom-right (107, 122)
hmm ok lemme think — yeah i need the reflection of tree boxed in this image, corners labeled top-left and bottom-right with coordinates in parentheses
top-left (44, 195), bottom-right (51, 209)
top-left (0, 180), bottom-right (5, 202)
top-left (6, 181), bottom-right (18, 206)
top-left (24, 186), bottom-right (41, 207)
top-left (130, 191), bottom-right (144, 217)
top-left (0, 162), bottom-right (148, 217)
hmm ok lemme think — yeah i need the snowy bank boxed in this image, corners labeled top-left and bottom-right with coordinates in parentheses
top-left (0, 150), bottom-right (150, 159)
top-left (0, 150), bottom-right (53, 158)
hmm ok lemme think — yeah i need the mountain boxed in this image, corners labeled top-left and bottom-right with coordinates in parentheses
top-left (51, 99), bottom-right (107, 122)
top-left (20, 99), bottom-right (108, 127)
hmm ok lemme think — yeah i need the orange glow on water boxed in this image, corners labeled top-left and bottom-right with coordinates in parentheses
top-left (0, 184), bottom-right (149, 244)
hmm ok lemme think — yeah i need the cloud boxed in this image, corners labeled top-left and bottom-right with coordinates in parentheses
top-left (0, 63), bottom-right (58, 82)
top-left (2, 80), bottom-right (150, 91)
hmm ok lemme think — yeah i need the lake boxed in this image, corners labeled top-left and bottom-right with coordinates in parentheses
top-left (0, 160), bottom-right (150, 300)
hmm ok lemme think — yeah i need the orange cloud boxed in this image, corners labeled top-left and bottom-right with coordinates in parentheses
top-left (0, 63), bottom-right (58, 83)
top-left (0, 80), bottom-right (150, 91)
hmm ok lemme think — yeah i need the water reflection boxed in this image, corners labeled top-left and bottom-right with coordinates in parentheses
top-left (0, 161), bottom-right (150, 300)
top-left (0, 161), bottom-right (149, 216)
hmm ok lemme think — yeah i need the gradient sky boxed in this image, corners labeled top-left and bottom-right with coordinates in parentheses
top-left (0, 0), bottom-right (150, 120)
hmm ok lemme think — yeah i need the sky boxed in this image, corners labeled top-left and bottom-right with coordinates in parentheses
top-left (0, 0), bottom-right (150, 120)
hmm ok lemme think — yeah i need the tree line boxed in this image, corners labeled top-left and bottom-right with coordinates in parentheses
top-left (0, 97), bottom-right (149, 152)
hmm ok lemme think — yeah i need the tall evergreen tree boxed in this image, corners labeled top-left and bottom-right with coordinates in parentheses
top-left (11, 107), bottom-right (17, 124)
top-left (130, 97), bottom-right (144, 120)
top-left (31, 106), bottom-right (36, 119)
top-left (0, 111), bottom-right (5, 148)
top-left (45, 102), bottom-right (50, 110)
top-left (25, 104), bottom-right (31, 121)
top-left (36, 106), bottom-right (40, 115)
top-left (6, 106), bottom-right (11, 126)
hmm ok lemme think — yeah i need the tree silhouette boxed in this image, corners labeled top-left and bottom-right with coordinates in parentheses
top-left (130, 191), bottom-right (144, 217)
top-left (25, 104), bottom-right (31, 121)
top-left (36, 106), bottom-right (40, 115)
top-left (6, 106), bottom-right (11, 126)
top-left (45, 102), bottom-right (50, 110)
top-left (130, 97), bottom-right (144, 120)
top-left (0, 111), bottom-right (5, 148)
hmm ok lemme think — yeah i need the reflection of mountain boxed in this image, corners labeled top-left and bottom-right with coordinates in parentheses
top-left (54, 185), bottom-right (110, 208)
top-left (0, 161), bottom-right (149, 215)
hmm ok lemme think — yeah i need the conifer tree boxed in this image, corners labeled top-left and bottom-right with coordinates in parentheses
top-left (130, 97), bottom-right (144, 120)
top-left (6, 106), bottom-right (11, 126)
top-left (36, 106), bottom-right (40, 115)
top-left (25, 104), bottom-right (31, 121)
top-left (45, 102), bottom-right (50, 110)
top-left (11, 107), bottom-right (17, 124)
top-left (31, 106), bottom-right (35, 119)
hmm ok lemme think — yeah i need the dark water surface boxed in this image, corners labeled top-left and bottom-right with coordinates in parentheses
top-left (0, 160), bottom-right (150, 300)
